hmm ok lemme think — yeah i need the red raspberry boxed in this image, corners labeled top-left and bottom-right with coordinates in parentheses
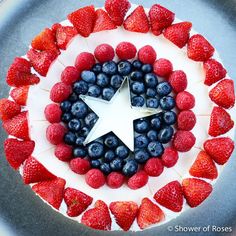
top-left (55, 143), bottom-right (73, 161)
top-left (161, 147), bottom-right (179, 168)
top-left (44, 103), bottom-right (62, 123)
top-left (127, 170), bottom-right (149, 190)
top-left (144, 158), bottom-right (164, 177)
top-left (70, 158), bottom-right (91, 175)
top-left (168, 70), bottom-right (187, 93)
top-left (94, 44), bottom-right (115, 63)
top-left (46, 123), bottom-right (66, 145)
top-left (115, 42), bottom-right (137, 60)
top-left (75, 52), bottom-right (95, 71)
top-left (61, 66), bottom-right (80, 85)
top-left (138, 45), bottom-right (157, 64)
top-left (50, 82), bottom-right (72, 103)
top-left (176, 91), bottom-right (195, 110)
top-left (107, 172), bottom-right (125, 189)
top-left (153, 59), bottom-right (173, 77)
top-left (173, 131), bottom-right (196, 152)
top-left (85, 169), bottom-right (106, 189)
top-left (178, 110), bottom-right (196, 131)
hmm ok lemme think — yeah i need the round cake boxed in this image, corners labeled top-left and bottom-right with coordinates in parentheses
top-left (0, 0), bottom-right (235, 232)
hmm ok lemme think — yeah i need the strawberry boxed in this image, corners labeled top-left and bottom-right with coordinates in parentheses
top-left (154, 181), bottom-right (183, 212)
top-left (189, 151), bottom-right (218, 180)
top-left (6, 57), bottom-right (40, 87)
top-left (10, 86), bottom-right (29, 106)
top-left (182, 178), bottom-right (213, 208)
top-left (51, 23), bottom-right (61, 35)
top-left (209, 79), bottom-right (235, 109)
top-left (123, 6), bottom-right (149, 33)
top-left (3, 111), bottom-right (29, 140)
top-left (93, 9), bottom-right (117, 33)
top-left (187, 34), bottom-right (215, 61)
top-left (81, 200), bottom-right (111, 231)
top-left (109, 201), bottom-right (138, 231)
top-left (0, 98), bottom-right (21, 121)
top-left (67, 5), bottom-right (96, 37)
top-left (149, 4), bottom-right (175, 36)
top-left (204, 59), bottom-right (227, 86)
top-left (32, 177), bottom-right (65, 210)
top-left (173, 131), bottom-right (196, 152)
top-left (64, 187), bottom-right (93, 217)
top-left (105, 0), bottom-right (131, 26)
top-left (137, 198), bottom-right (164, 229)
top-left (164, 22), bottom-right (192, 48)
top-left (208, 107), bottom-right (234, 137)
top-left (23, 156), bottom-right (56, 184)
top-left (4, 138), bottom-right (35, 169)
top-left (27, 49), bottom-right (58, 76)
top-left (204, 137), bottom-right (234, 165)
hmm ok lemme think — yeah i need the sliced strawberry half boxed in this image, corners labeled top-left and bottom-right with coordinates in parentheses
top-left (0, 98), bottom-right (21, 121)
top-left (10, 86), bottom-right (29, 106)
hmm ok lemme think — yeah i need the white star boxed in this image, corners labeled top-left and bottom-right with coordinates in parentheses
top-left (80, 78), bottom-right (161, 151)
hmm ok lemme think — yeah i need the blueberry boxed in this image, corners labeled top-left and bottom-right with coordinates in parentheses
top-left (91, 159), bottom-right (101, 168)
top-left (156, 82), bottom-right (172, 96)
top-left (75, 136), bottom-right (85, 146)
top-left (104, 134), bottom-right (119, 149)
top-left (81, 70), bottom-right (96, 84)
top-left (73, 81), bottom-right (88, 95)
top-left (68, 119), bottom-right (81, 132)
top-left (122, 160), bottom-right (138, 176)
top-left (134, 119), bottom-right (149, 133)
top-left (163, 111), bottom-right (177, 125)
top-left (60, 101), bottom-right (72, 112)
top-left (96, 73), bottom-right (109, 87)
top-left (69, 93), bottom-right (78, 102)
top-left (158, 126), bottom-right (174, 143)
top-left (85, 113), bottom-right (98, 127)
top-left (88, 85), bottom-right (101, 97)
top-left (132, 60), bottom-right (142, 70)
top-left (110, 158), bottom-right (123, 171)
top-left (102, 87), bottom-right (115, 101)
top-left (141, 64), bottom-right (153, 73)
top-left (71, 101), bottom-right (88, 118)
top-left (118, 60), bottom-right (132, 76)
top-left (131, 96), bottom-right (145, 107)
top-left (87, 142), bottom-right (104, 159)
top-left (73, 147), bottom-right (87, 157)
top-left (150, 116), bottom-right (161, 130)
top-left (144, 73), bottom-right (158, 88)
top-left (64, 132), bottom-right (76, 145)
top-left (61, 112), bottom-right (73, 123)
top-left (146, 98), bottom-right (159, 108)
top-left (79, 126), bottom-right (90, 137)
top-left (147, 141), bottom-right (164, 157)
top-left (160, 96), bottom-right (175, 110)
top-left (134, 149), bottom-right (150, 163)
top-left (100, 163), bottom-right (111, 175)
top-left (92, 63), bottom-right (102, 74)
top-left (130, 71), bottom-right (143, 81)
top-left (110, 74), bottom-right (123, 89)
top-left (115, 145), bottom-right (129, 159)
top-left (146, 88), bottom-right (157, 98)
top-left (134, 135), bottom-right (149, 149)
top-left (147, 130), bottom-right (158, 141)
top-left (102, 61), bottom-right (118, 75)
top-left (104, 150), bottom-right (115, 162)
top-left (131, 82), bottom-right (145, 95)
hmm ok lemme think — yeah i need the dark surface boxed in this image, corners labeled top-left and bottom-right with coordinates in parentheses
top-left (0, 0), bottom-right (236, 235)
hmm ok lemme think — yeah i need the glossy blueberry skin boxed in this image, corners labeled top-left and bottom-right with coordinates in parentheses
top-left (134, 135), bottom-right (149, 149)
top-left (61, 112), bottom-right (73, 123)
top-left (144, 73), bottom-right (158, 88)
top-left (81, 70), bottom-right (96, 84)
top-left (122, 160), bottom-right (138, 176)
top-left (141, 64), bottom-right (153, 73)
top-left (131, 82), bottom-right (145, 95)
top-left (157, 81), bottom-right (172, 96)
top-left (110, 158), bottom-right (123, 171)
top-left (110, 74), bottom-right (123, 89)
top-left (87, 142), bottom-right (104, 159)
top-left (75, 136), bottom-right (85, 146)
top-left (79, 126), bottom-right (90, 137)
top-left (131, 96), bottom-right (145, 107)
top-left (104, 134), bottom-right (119, 149)
top-left (96, 73), bottom-right (109, 87)
top-left (147, 130), bottom-right (158, 141)
top-left (134, 149), bottom-right (150, 164)
top-left (85, 112), bottom-right (98, 127)
top-left (87, 85), bottom-right (101, 97)
top-left (130, 71), bottom-right (143, 81)
top-left (160, 96), bottom-right (176, 110)
top-left (69, 93), bottom-right (78, 102)
top-left (132, 60), bottom-right (142, 70)
top-left (150, 116), bottom-right (162, 130)
top-left (163, 111), bottom-right (177, 125)
top-left (64, 132), bottom-right (76, 145)
top-left (92, 63), bottom-right (102, 74)
top-left (91, 159), bottom-right (101, 168)
top-left (104, 150), bottom-right (116, 162)
top-left (115, 145), bottom-right (129, 159)
top-left (102, 87), bottom-right (115, 101)
top-left (134, 119), bottom-right (149, 133)
top-left (146, 88), bottom-right (157, 98)
top-left (73, 80), bottom-right (89, 95)
top-left (71, 101), bottom-right (88, 118)
top-left (73, 147), bottom-right (87, 157)
top-left (158, 126), bottom-right (174, 144)
top-left (118, 60), bottom-right (132, 76)
top-left (60, 100), bottom-right (72, 113)
top-left (147, 141), bottom-right (164, 157)
top-left (68, 119), bottom-right (81, 132)
top-left (102, 61), bottom-right (118, 75)
top-left (146, 98), bottom-right (159, 108)
top-left (100, 163), bottom-right (111, 175)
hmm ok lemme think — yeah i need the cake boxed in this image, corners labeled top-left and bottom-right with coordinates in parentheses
top-left (0, 0), bottom-right (235, 231)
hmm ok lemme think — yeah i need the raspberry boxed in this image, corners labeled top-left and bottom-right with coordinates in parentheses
top-left (153, 59), bottom-right (173, 77)
top-left (178, 110), bottom-right (196, 131)
top-left (94, 44), bottom-right (115, 63)
top-left (75, 52), bottom-right (95, 71)
top-left (46, 123), bottom-right (66, 145)
top-left (50, 82), bottom-right (72, 103)
top-left (61, 66), bottom-right (80, 85)
top-left (115, 42), bottom-right (137, 60)
top-left (127, 170), bottom-right (149, 190)
top-left (168, 70), bottom-right (187, 93)
top-left (70, 158), bottom-right (91, 175)
top-left (176, 91), bottom-right (195, 110)
top-left (161, 147), bottom-right (179, 168)
top-left (44, 103), bottom-right (62, 123)
top-left (55, 143), bottom-right (73, 161)
top-left (85, 169), bottom-right (106, 189)
top-left (173, 131), bottom-right (196, 152)
top-left (107, 172), bottom-right (125, 189)
top-left (144, 158), bottom-right (164, 177)
top-left (138, 45), bottom-right (157, 64)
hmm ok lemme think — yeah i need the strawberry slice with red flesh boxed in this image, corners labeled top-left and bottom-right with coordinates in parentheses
top-left (204, 137), bottom-right (234, 165)
top-left (137, 198), bottom-right (164, 230)
top-left (3, 111), bottom-right (29, 140)
top-left (4, 138), bottom-right (35, 170)
top-left (182, 178), bottom-right (213, 208)
top-left (0, 98), bottom-right (21, 121)
top-left (6, 57), bottom-right (40, 87)
top-left (109, 201), bottom-right (138, 231)
top-left (10, 86), bottom-right (29, 106)
top-left (68, 5), bottom-right (96, 37)
top-left (93, 9), bottom-right (117, 33)
top-left (208, 106), bottom-right (234, 137)
top-left (209, 79), bottom-right (235, 109)
top-left (149, 4), bottom-right (175, 36)
top-left (27, 49), bottom-right (58, 76)
top-left (189, 151), bottom-right (218, 180)
top-left (153, 181), bottom-right (183, 212)
top-left (64, 187), bottom-right (93, 217)
top-left (23, 156), bottom-right (56, 184)
top-left (81, 200), bottom-right (111, 231)
top-left (163, 22), bottom-right (192, 48)
top-left (123, 6), bottom-right (149, 33)
top-left (32, 177), bottom-right (65, 210)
